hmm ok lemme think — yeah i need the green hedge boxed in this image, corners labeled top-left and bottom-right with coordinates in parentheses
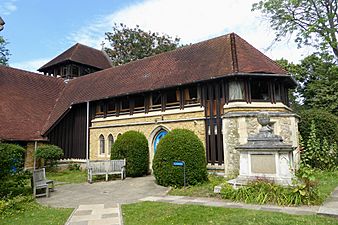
top-left (153, 129), bottom-right (208, 187)
top-left (0, 143), bottom-right (28, 198)
top-left (111, 131), bottom-right (149, 177)
top-left (35, 145), bottom-right (63, 168)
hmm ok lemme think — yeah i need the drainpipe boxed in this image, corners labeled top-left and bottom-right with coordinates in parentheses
top-left (33, 141), bottom-right (37, 170)
top-left (86, 101), bottom-right (89, 167)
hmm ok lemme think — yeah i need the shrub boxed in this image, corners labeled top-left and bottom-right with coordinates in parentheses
top-left (153, 129), bottom-right (208, 187)
top-left (298, 109), bottom-right (338, 144)
top-left (301, 121), bottom-right (337, 170)
top-left (111, 131), bottom-right (149, 177)
top-left (35, 145), bottom-right (63, 168)
top-left (0, 143), bottom-right (28, 199)
top-left (0, 143), bottom-right (25, 178)
top-left (68, 163), bottom-right (81, 171)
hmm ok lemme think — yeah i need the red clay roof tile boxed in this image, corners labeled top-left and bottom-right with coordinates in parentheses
top-left (0, 66), bottom-right (65, 141)
top-left (38, 43), bottom-right (112, 71)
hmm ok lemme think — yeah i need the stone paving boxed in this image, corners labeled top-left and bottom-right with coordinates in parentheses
top-left (318, 187), bottom-right (338, 218)
top-left (65, 204), bottom-right (122, 225)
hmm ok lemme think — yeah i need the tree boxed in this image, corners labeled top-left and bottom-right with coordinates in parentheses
top-left (277, 54), bottom-right (338, 115)
top-left (0, 36), bottom-right (10, 65)
top-left (104, 23), bottom-right (180, 66)
top-left (252, 0), bottom-right (338, 59)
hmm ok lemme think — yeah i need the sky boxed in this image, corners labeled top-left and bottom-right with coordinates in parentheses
top-left (1, 0), bottom-right (315, 72)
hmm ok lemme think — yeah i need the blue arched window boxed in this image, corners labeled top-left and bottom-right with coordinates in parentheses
top-left (153, 130), bottom-right (168, 153)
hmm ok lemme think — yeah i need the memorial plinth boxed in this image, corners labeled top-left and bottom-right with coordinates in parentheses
top-left (228, 112), bottom-right (295, 186)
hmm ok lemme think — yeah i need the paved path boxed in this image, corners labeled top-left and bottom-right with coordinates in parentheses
top-left (65, 204), bottom-right (123, 225)
top-left (37, 176), bottom-right (169, 208)
top-left (318, 187), bottom-right (338, 218)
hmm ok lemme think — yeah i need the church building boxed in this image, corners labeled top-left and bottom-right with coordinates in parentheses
top-left (0, 33), bottom-right (299, 175)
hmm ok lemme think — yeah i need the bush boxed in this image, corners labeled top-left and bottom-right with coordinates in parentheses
top-left (0, 143), bottom-right (28, 199)
top-left (35, 145), bottom-right (63, 168)
top-left (153, 129), bottom-right (208, 187)
top-left (301, 121), bottom-right (337, 170)
top-left (68, 163), bottom-right (81, 171)
top-left (298, 109), bottom-right (338, 144)
top-left (220, 167), bottom-right (321, 206)
top-left (111, 131), bottom-right (149, 177)
top-left (0, 143), bottom-right (25, 178)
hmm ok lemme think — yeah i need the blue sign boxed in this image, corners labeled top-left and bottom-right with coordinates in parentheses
top-left (173, 161), bottom-right (185, 167)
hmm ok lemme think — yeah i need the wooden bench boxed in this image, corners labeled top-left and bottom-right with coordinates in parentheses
top-left (87, 159), bottom-right (126, 183)
top-left (32, 168), bottom-right (54, 197)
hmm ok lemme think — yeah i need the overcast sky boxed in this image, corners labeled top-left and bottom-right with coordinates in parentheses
top-left (1, 0), bottom-right (315, 72)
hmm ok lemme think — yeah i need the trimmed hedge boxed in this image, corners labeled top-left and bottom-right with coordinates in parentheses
top-left (111, 131), bottom-right (149, 177)
top-left (298, 109), bottom-right (338, 144)
top-left (35, 145), bottom-right (63, 168)
top-left (153, 129), bottom-right (208, 187)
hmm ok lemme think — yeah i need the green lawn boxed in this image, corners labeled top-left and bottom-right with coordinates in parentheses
top-left (169, 175), bottom-right (225, 197)
top-left (315, 170), bottom-right (338, 200)
top-left (46, 169), bottom-right (87, 184)
top-left (122, 201), bottom-right (338, 225)
top-left (0, 200), bottom-right (72, 225)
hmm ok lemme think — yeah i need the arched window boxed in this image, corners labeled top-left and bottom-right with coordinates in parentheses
top-left (153, 130), bottom-right (168, 153)
top-left (99, 135), bottom-right (105, 155)
top-left (108, 134), bottom-right (114, 153)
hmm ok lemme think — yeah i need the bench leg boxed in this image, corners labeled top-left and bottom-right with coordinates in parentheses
top-left (106, 173), bottom-right (108, 181)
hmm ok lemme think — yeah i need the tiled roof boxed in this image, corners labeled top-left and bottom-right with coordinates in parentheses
top-left (42, 33), bottom-right (288, 134)
top-left (0, 66), bottom-right (65, 141)
top-left (38, 43), bottom-right (112, 71)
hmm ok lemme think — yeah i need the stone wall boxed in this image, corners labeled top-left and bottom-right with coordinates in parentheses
top-left (222, 102), bottom-right (299, 176)
top-left (24, 141), bottom-right (45, 169)
top-left (89, 107), bottom-right (205, 170)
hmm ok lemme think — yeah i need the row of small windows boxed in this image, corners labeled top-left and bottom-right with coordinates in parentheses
top-left (99, 134), bottom-right (118, 155)
top-left (95, 78), bottom-right (288, 117)
top-left (96, 86), bottom-right (199, 116)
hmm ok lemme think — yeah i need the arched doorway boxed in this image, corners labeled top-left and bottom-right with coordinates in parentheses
top-left (153, 130), bottom-right (168, 153)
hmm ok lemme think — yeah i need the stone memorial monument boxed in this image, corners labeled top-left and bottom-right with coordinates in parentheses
top-left (228, 111), bottom-right (296, 186)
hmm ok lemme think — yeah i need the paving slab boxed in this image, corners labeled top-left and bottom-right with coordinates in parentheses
top-left (66, 204), bottom-right (122, 225)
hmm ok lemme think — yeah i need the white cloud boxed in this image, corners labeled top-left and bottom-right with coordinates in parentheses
top-left (0, 0), bottom-right (17, 15)
top-left (11, 58), bottom-right (49, 73)
top-left (68, 0), bottom-right (315, 63)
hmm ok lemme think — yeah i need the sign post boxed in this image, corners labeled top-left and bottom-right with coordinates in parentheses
top-left (172, 160), bottom-right (186, 188)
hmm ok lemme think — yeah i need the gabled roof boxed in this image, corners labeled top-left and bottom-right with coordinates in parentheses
top-left (0, 66), bottom-right (65, 141)
top-left (42, 33), bottom-right (288, 134)
top-left (38, 43), bottom-right (112, 71)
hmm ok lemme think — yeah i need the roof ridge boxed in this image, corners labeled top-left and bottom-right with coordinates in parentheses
top-left (71, 33), bottom-right (236, 79)
top-left (41, 83), bottom-right (68, 134)
top-left (234, 34), bottom-right (288, 74)
top-left (69, 43), bottom-right (80, 60)
top-left (230, 33), bottom-right (239, 73)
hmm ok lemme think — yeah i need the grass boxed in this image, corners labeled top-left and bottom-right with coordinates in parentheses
top-left (0, 199), bottom-right (72, 225)
top-left (169, 175), bottom-right (224, 197)
top-left (46, 169), bottom-right (87, 184)
top-left (122, 201), bottom-right (338, 225)
top-left (314, 170), bottom-right (338, 200)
